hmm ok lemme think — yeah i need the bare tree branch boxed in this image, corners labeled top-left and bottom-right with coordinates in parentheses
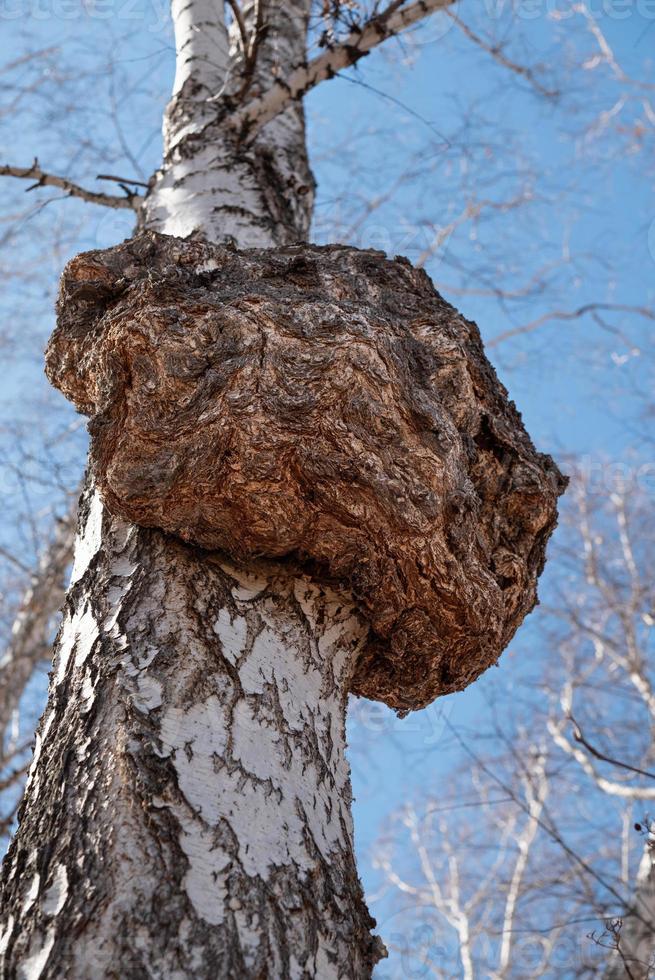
top-left (548, 720), bottom-right (655, 800)
top-left (231, 0), bottom-right (455, 135)
top-left (226, 0), bottom-right (250, 57)
top-left (494, 754), bottom-right (548, 979)
top-left (570, 715), bottom-right (655, 782)
top-left (447, 721), bottom-right (632, 910)
top-left (230, 0), bottom-right (266, 100)
top-left (96, 173), bottom-right (150, 189)
top-left (446, 10), bottom-right (559, 100)
top-left (0, 162), bottom-right (138, 210)
top-left (488, 303), bottom-right (655, 347)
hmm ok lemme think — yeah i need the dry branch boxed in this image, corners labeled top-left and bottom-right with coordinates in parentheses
top-left (488, 303), bottom-right (655, 347)
top-left (0, 162), bottom-right (138, 210)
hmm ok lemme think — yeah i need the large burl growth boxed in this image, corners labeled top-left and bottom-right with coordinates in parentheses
top-left (46, 232), bottom-right (566, 712)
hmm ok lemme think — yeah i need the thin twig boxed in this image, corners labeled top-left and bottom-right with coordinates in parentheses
top-left (0, 544), bottom-right (31, 576)
top-left (97, 173), bottom-right (150, 188)
top-left (235, 0), bottom-right (265, 101)
top-left (0, 161), bottom-right (137, 210)
top-left (570, 715), bottom-right (655, 782)
top-left (447, 10), bottom-right (559, 99)
top-left (227, 0), bottom-right (250, 57)
top-left (488, 303), bottom-right (654, 347)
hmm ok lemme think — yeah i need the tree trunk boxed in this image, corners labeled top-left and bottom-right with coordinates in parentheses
top-left (605, 834), bottom-right (655, 980)
top-left (0, 3), bottom-right (384, 977)
top-left (140, 0), bottom-right (315, 247)
top-left (0, 486), bottom-right (380, 978)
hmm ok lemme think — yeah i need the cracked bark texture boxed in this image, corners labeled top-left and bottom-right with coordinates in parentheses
top-left (0, 485), bottom-right (381, 978)
top-left (46, 232), bottom-right (566, 713)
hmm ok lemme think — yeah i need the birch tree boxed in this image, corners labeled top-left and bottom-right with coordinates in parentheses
top-left (374, 466), bottom-right (655, 978)
top-left (549, 474), bottom-right (655, 978)
top-left (2, 0), bottom-right (651, 799)
top-left (0, 2), bottom-right (568, 977)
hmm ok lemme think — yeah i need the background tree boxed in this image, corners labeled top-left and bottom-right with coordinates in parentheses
top-left (374, 468), bottom-right (655, 978)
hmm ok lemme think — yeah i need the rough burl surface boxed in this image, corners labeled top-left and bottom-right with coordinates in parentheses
top-left (46, 232), bottom-right (566, 712)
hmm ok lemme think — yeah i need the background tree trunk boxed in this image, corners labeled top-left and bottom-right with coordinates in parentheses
top-left (605, 833), bottom-right (655, 980)
top-left (0, 505), bottom-right (75, 770)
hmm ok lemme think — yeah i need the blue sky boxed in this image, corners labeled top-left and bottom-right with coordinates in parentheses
top-left (1, 3), bottom-right (653, 974)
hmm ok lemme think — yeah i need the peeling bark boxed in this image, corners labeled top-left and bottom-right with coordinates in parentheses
top-left (0, 485), bottom-right (382, 978)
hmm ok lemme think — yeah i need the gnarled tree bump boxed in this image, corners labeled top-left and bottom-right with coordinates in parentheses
top-left (46, 232), bottom-right (566, 713)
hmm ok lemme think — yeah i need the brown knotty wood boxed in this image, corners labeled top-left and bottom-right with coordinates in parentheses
top-left (46, 231), bottom-right (567, 715)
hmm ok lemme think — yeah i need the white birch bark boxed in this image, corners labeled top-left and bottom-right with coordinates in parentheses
top-left (0, 487), bottom-right (380, 978)
top-left (604, 833), bottom-right (655, 979)
top-left (0, 2), bottom-right (384, 976)
top-left (141, 1), bottom-right (315, 247)
top-left (170, 0), bottom-right (230, 97)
